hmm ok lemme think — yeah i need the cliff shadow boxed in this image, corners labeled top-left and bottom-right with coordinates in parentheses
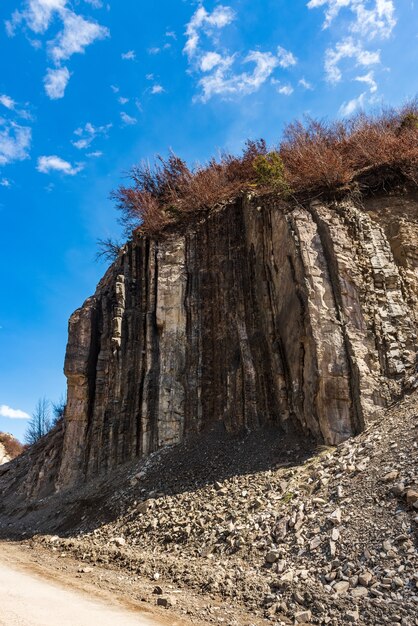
top-left (0, 420), bottom-right (320, 539)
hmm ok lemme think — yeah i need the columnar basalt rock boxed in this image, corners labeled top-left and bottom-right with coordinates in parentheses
top-left (53, 193), bottom-right (417, 490)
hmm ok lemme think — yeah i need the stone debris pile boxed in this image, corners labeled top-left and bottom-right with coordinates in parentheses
top-left (36, 391), bottom-right (418, 626)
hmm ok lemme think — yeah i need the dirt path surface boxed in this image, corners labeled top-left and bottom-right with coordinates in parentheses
top-left (0, 561), bottom-right (163, 626)
top-left (0, 542), bottom-right (202, 626)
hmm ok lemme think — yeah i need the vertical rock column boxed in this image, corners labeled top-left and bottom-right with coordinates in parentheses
top-left (58, 297), bottom-right (98, 489)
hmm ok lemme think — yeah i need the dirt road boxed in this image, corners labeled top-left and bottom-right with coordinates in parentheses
top-left (0, 561), bottom-right (162, 626)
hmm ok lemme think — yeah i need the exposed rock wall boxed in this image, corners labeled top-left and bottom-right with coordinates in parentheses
top-left (54, 193), bottom-right (417, 490)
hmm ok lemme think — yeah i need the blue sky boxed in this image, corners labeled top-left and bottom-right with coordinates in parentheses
top-left (0, 0), bottom-right (417, 441)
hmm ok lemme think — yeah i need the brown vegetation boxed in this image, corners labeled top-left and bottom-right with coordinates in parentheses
top-left (113, 103), bottom-right (418, 237)
top-left (0, 432), bottom-right (23, 459)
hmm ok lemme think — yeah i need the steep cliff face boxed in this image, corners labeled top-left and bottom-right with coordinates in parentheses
top-left (56, 192), bottom-right (417, 490)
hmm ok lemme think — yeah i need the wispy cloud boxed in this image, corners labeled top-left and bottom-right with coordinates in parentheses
top-left (120, 112), bottom-right (137, 125)
top-left (87, 150), bottom-right (103, 157)
top-left (355, 70), bottom-right (377, 92)
top-left (151, 84), bottom-right (165, 94)
top-left (277, 46), bottom-right (297, 68)
top-left (308, 1), bottom-right (396, 94)
top-left (325, 37), bottom-right (380, 83)
top-left (0, 404), bottom-right (30, 419)
top-left (307, 0), bottom-right (396, 39)
top-left (339, 91), bottom-right (367, 116)
top-left (198, 51), bottom-right (281, 101)
top-left (299, 77), bottom-right (314, 90)
top-left (72, 122), bottom-right (112, 149)
top-left (44, 66), bottom-right (70, 99)
top-left (0, 121), bottom-right (32, 166)
top-left (6, 1), bottom-right (109, 100)
top-left (278, 84), bottom-right (294, 96)
top-left (37, 155), bottom-right (83, 175)
top-left (0, 94), bottom-right (16, 110)
top-left (121, 49), bottom-right (135, 60)
top-left (0, 178), bottom-right (12, 187)
top-left (184, 5), bottom-right (297, 102)
top-left (184, 5), bottom-right (235, 60)
top-left (84, 0), bottom-right (103, 8)
top-left (118, 96), bottom-right (129, 105)
top-left (48, 11), bottom-right (108, 63)
top-left (183, 5), bottom-right (297, 102)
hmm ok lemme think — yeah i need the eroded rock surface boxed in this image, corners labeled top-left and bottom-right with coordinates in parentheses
top-left (1, 192), bottom-right (416, 499)
top-left (54, 193), bottom-right (417, 490)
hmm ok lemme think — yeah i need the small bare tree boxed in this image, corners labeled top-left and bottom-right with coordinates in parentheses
top-left (52, 394), bottom-right (66, 425)
top-left (24, 397), bottom-right (52, 445)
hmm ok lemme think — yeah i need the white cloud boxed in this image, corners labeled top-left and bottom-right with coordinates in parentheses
top-left (308, 1), bottom-right (396, 92)
top-left (200, 51), bottom-right (224, 72)
top-left (0, 122), bottom-right (32, 165)
top-left (184, 5), bottom-right (297, 102)
top-left (198, 50), bottom-right (279, 102)
top-left (339, 91), bottom-right (366, 115)
top-left (325, 37), bottom-right (380, 83)
top-left (110, 84), bottom-right (119, 93)
top-left (299, 77), bottom-right (314, 89)
top-left (44, 66), bottom-right (70, 99)
top-left (0, 178), bottom-right (11, 187)
top-left (277, 46), bottom-right (297, 68)
top-left (87, 150), bottom-right (102, 157)
top-left (118, 96), bottom-right (129, 105)
top-left (307, 0), bottom-right (396, 39)
top-left (49, 11), bottom-right (109, 63)
top-left (6, 0), bottom-right (67, 36)
top-left (84, 0), bottom-right (103, 7)
top-left (120, 112), bottom-right (137, 125)
top-left (121, 50), bottom-right (135, 60)
top-left (71, 121), bottom-right (111, 149)
top-left (6, 1), bottom-right (109, 98)
top-left (151, 84), bottom-right (165, 94)
top-left (278, 84), bottom-right (294, 95)
top-left (37, 155), bottom-right (83, 175)
top-left (0, 404), bottom-right (30, 419)
top-left (0, 94), bottom-right (16, 110)
top-left (355, 70), bottom-right (377, 92)
top-left (184, 5), bottom-right (235, 59)
top-left (165, 30), bottom-right (176, 39)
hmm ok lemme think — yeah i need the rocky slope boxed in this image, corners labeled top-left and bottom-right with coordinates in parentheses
top-left (2, 383), bottom-right (417, 626)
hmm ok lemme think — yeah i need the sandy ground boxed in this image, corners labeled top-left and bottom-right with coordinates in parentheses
top-left (0, 561), bottom-right (163, 626)
top-left (0, 542), bottom-right (193, 626)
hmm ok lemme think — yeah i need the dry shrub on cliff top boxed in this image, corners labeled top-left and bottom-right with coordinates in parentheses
top-left (113, 140), bottom-right (270, 236)
top-left (0, 433), bottom-right (23, 459)
top-left (114, 103), bottom-right (418, 237)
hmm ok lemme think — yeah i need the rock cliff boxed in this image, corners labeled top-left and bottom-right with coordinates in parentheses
top-left (56, 191), bottom-right (417, 491)
top-left (1, 191), bottom-right (416, 501)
